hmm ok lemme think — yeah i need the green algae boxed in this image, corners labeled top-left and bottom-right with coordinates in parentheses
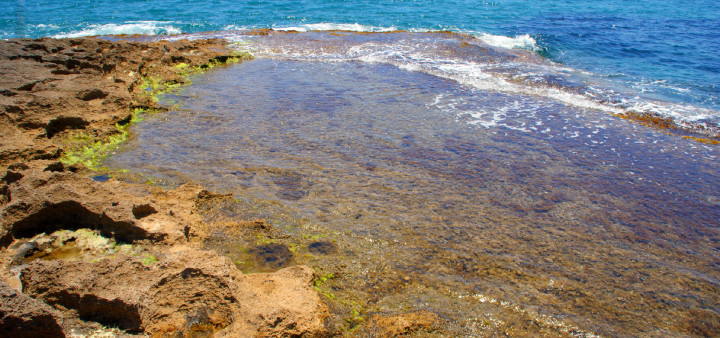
top-left (60, 108), bottom-right (149, 171)
top-left (141, 254), bottom-right (158, 266)
top-left (21, 229), bottom-right (147, 264)
top-left (59, 50), bottom-right (253, 173)
top-left (313, 272), bottom-right (338, 300)
top-left (254, 234), bottom-right (276, 245)
top-left (177, 52), bottom-right (253, 78)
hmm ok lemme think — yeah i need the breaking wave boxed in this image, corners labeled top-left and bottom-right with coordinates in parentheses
top-left (54, 21), bottom-right (181, 38)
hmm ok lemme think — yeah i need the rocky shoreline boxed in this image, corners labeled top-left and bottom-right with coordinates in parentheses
top-left (0, 37), bottom-right (332, 336)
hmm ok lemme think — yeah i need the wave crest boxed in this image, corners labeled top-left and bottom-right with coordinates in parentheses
top-left (54, 21), bottom-right (181, 38)
top-left (477, 33), bottom-right (538, 51)
top-left (273, 23), bottom-right (399, 33)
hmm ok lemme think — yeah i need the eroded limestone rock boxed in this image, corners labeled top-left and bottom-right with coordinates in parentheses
top-left (0, 280), bottom-right (64, 337)
top-left (20, 248), bottom-right (328, 336)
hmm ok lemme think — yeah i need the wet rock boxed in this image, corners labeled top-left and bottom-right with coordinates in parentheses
top-left (683, 308), bottom-right (720, 337)
top-left (271, 171), bottom-right (310, 201)
top-left (532, 200), bottom-right (555, 213)
top-left (11, 240), bottom-right (38, 265)
top-left (9, 228), bottom-right (147, 266)
top-left (0, 280), bottom-right (64, 337)
top-left (164, 55), bottom-right (191, 65)
top-left (369, 310), bottom-right (441, 337)
top-left (92, 174), bottom-right (110, 182)
top-left (250, 243), bottom-right (293, 270)
top-left (308, 241), bottom-right (337, 255)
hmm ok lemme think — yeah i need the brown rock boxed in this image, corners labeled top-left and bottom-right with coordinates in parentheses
top-left (0, 36), bottom-right (325, 337)
top-left (0, 280), bottom-right (64, 337)
top-left (76, 89), bottom-right (108, 101)
top-left (0, 167), bottom-right (164, 246)
top-left (0, 165), bottom-right (219, 248)
top-left (243, 265), bottom-right (330, 337)
top-left (0, 37), bottom-right (249, 171)
top-left (19, 248), bottom-right (328, 336)
top-left (370, 310), bottom-right (441, 337)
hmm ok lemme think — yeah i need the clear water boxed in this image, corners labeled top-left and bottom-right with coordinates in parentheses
top-left (106, 35), bottom-right (720, 333)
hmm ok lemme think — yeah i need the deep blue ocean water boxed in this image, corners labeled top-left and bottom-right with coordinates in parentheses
top-left (3, 0), bottom-right (720, 119)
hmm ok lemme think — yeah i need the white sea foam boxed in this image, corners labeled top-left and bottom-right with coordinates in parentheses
top-left (272, 25), bottom-right (539, 51)
top-left (352, 43), bottom-right (717, 133)
top-left (35, 24), bottom-right (60, 30)
top-left (430, 93), bottom-right (544, 132)
top-left (433, 62), bottom-right (623, 114)
top-left (53, 21), bottom-right (181, 38)
top-left (227, 23), bottom-right (538, 51)
top-left (341, 42), bottom-right (626, 117)
top-left (223, 24), bottom-right (244, 31)
top-left (273, 23), bottom-right (398, 33)
top-left (211, 29), bottom-right (720, 135)
top-left (476, 33), bottom-right (538, 51)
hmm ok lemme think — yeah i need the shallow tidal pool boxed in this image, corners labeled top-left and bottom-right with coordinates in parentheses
top-left (107, 55), bottom-right (720, 335)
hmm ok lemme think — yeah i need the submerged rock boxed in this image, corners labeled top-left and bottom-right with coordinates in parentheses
top-left (250, 243), bottom-right (294, 270)
top-left (369, 311), bottom-right (441, 337)
top-left (308, 241), bottom-right (338, 255)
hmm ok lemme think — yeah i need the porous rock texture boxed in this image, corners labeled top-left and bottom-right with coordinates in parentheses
top-left (0, 165), bottom-right (197, 248)
top-left (0, 279), bottom-right (64, 337)
top-left (19, 248), bottom-right (328, 336)
top-left (0, 37), bottom-right (249, 168)
top-left (0, 37), bottom-right (328, 336)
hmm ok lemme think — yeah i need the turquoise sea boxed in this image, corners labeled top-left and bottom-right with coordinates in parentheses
top-left (5, 0), bottom-right (720, 335)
